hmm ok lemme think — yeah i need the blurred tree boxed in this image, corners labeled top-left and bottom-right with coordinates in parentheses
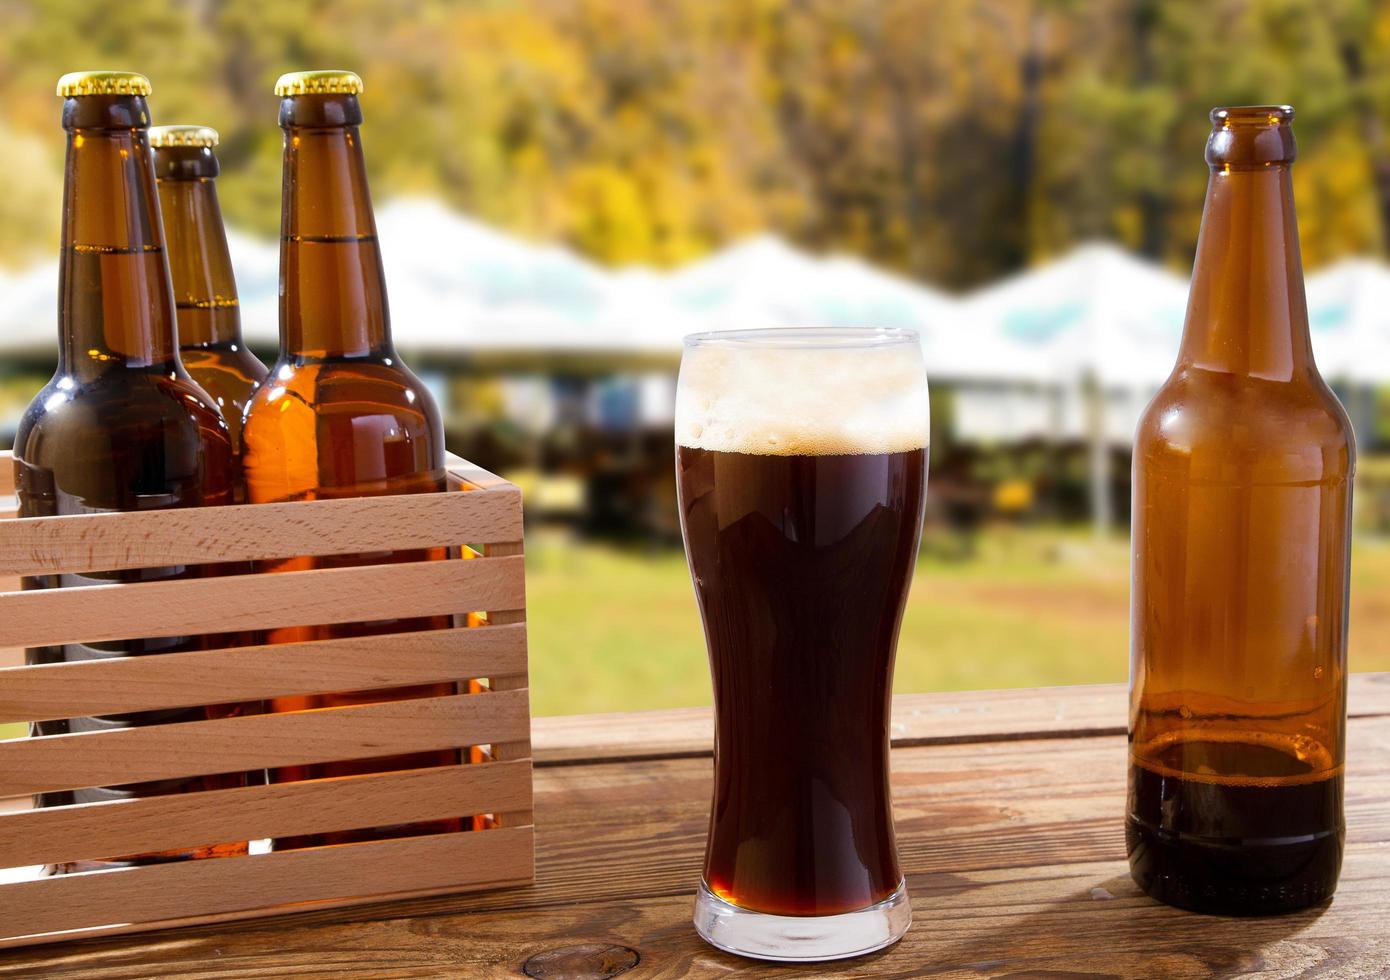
top-left (0, 0), bottom-right (1388, 286)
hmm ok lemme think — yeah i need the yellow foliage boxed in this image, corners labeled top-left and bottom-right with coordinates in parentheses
top-left (1295, 129), bottom-right (1384, 265)
top-left (3, 0), bottom-right (1390, 285)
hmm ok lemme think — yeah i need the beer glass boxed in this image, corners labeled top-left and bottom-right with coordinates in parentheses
top-left (676, 328), bottom-right (927, 961)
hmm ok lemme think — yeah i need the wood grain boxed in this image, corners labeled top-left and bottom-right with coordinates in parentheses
top-left (0, 623), bottom-right (528, 724)
top-left (0, 684), bottom-right (1385, 977)
top-left (0, 488), bottom-right (522, 578)
top-left (0, 449), bottom-right (534, 949)
top-left (11, 858), bottom-right (1380, 979)
top-left (533, 673), bottom-right (1390, 764)
top-left (0, 826), bottom-right (534, 946)
top-left (0, 759), bottom-right (532, 871)
top-left (486, 539), bottom-right (534, 832)
top-left (445, 453), bottom-right (518, 493)
top-left (0, 690), bottom-right (531, 796)
top-left (0, 555), bottom-right (525, 648)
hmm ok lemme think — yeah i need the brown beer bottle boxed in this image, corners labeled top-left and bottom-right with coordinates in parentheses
top-left (241, 70), bottom-right (463, 848)
top-left (151, 125), bottom-right (268, 458)
top-left (12, 72), bottom-right (246, 870)
top-left (1128, 106), bottom-right (1353, 914)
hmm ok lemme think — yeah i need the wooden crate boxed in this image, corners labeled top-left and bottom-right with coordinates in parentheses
top-left (0, 451), bottom-right (533, 948)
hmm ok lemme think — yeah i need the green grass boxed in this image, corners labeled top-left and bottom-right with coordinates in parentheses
top-left (524, 536), bottom-right (710, 716)
top-left (525, 526), bottom-right (1136, 716)
top-left (526, 526), bottom-right (1390, 716)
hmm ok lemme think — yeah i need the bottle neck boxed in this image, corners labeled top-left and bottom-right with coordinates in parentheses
top-left (58, 95), bottom-right (179, 376)
top-left (279, 95), bottom-right (391, 358)
top-left (1178, 123), bottom-right (1312, 381)
top-left (156, 170), bottom-right (243, 348)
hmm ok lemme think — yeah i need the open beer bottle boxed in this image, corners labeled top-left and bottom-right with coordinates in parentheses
top-left (12, 72), bottom-right (246, 870)
top-left (151, 124), bottom-right (267, 459)
top-left (1128, 106), bottom-right (1354, 914)
top-left (240, 70), bottom-right (464, 849)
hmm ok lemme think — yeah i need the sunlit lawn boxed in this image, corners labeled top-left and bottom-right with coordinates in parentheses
top-left (526, 526), bottom-right (1390, 716)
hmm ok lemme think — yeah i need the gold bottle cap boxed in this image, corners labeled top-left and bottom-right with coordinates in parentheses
top-left (149, 125), bottom-right (219, 149)
top-left (274, 70), bottom-right (363, 97)
top-left (56, 70), bottom-right (152, 98)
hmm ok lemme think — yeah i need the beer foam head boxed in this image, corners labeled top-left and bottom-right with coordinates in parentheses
top-left (676, 329), bottom-right (930, 456)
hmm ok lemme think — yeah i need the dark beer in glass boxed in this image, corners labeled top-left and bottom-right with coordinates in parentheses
top-left (1128, 106), bottom-right (1354, 915)
top-left (676, 328), bottom-right (926, 960)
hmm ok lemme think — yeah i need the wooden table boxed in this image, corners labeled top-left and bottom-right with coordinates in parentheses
top-left (3, 676), bottom-right (1388, 978)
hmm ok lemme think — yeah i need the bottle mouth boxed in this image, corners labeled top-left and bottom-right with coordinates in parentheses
top-left (1211, 105), bottom-right (1294, 128)
top-left (279, 92), bottom-right (363, 130)
top-left (153, 144), bottom-right (220, 182)
top-left (61, 92), bottom-right (150, 132)
top-left (1206, 105), bottom-right (1296, 168)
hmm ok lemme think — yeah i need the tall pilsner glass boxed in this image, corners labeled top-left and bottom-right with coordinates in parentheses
top-left (676, 328), bottom-right (927, 961)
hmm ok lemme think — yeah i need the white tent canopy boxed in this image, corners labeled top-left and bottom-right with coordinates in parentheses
top-left (956, 242), bottom-right (1189, 389)
top-left (5, 199), bottom-right (1390, 397)
top-left (1304, 258), bottom-right (1390, 384)
top-left (0, 200), bottom-right (963, 360)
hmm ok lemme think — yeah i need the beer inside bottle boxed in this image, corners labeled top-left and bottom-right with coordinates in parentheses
top-left (1128, 106), bottom-right (1353, 914)
top-left (12, 72), bottom-right (246, 870)
top-left (240, 70), bottom-right (465, 848)
top-left (152, 124), bottom-right (268, 458)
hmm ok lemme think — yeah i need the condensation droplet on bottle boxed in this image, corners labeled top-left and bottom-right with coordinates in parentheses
top-left (1313, 666), bottom-right (1324, 679)
top-left (1179, 704), bottom-right (1193, 719)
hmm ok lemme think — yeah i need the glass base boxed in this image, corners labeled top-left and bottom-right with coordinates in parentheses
top-left (692, 879), bottom-right (911, 962)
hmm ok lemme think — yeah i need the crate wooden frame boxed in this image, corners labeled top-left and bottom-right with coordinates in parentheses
top-left (0, 450), bottom-right (532, 948)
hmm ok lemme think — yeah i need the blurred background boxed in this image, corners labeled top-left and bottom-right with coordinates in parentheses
top-left (5, 0), bottom-right (1390, 716)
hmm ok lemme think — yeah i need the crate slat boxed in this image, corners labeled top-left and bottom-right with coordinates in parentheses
top-left (0, 623), bottom-right (528, 724)
top-left (445, 453), bottom-right (517, 493)
top-left (0, 450), bottom-right (533, 946)
top-left (0, 759), bottom-right (531, 871)
top-left (0, 825), bottom-right (534, 945)
top-left (0, 690), bottom-right (529, 796)
top-left (0, 488), bottom-right (522, 578)
top-left (484, 540), bottom-right (534, 830)
top-left (0, 555), bottom-right (525, 648)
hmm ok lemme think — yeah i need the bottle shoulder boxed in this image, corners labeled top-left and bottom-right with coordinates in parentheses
top-left (16, 369), bottom-right (231, 463)
top-left (244, 357), bottom-right (441, 428)
top-left (13, 368), bottom-right (235, 510)
top-left (1136, 367), bottom-right (1355, 478)
top-left (182, 345), bottom-right (270, 384)
top-left (239, 356), bottom-right (444, 500)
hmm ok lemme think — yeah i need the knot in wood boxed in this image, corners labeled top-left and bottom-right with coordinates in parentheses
top-left (522, 943), bottom-right (640, 979)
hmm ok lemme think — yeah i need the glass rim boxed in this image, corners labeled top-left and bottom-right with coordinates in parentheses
top-left (681, 326), bottom-right (920, 350)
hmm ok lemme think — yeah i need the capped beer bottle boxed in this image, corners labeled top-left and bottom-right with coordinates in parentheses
top-left (151, 125), bottom-right (268, 457)
top-left (1129, 106), bottom-right (1353, 914)
top-left (240, 70), bottom-right (462, 848)
top-left (12, 72), bottom-right (246, 870)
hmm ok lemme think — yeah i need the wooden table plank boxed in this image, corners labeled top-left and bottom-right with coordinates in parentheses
top-left (16, 858), bottom-right (1386, 979)
top-left (533, 673), bottom-right (1390, 764)
top-left (1, 678), bottom-right (1387, 977)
